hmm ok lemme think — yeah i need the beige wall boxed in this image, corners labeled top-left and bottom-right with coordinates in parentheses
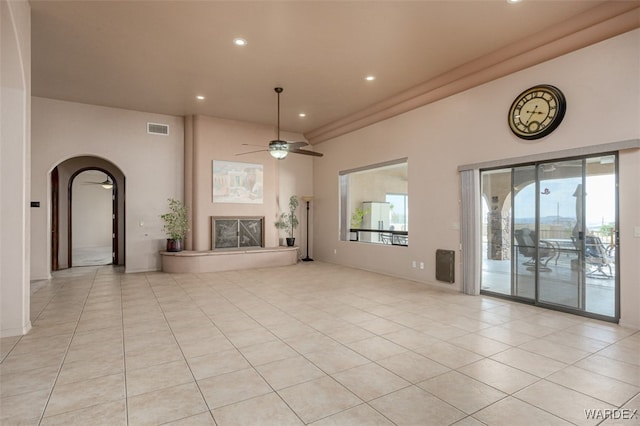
top-left (618, 149), bottom-right (640, 330)
top-left (277, 148), bottom-right (315, 254)
top-left (1, 0), bottom-right (31, 337)
top-left (31, 98), bottom-right (184, 276)
top-left (186, 115), bottom-right (314, 252)
top-left (313, 29), bottom-right (640, 328)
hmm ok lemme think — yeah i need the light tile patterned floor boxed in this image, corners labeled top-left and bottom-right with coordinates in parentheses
top-left (1, 262), bottom-right (639, 425)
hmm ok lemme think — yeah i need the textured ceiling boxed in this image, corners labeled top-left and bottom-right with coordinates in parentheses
top-left (31, 1), bottom-right (625, 138)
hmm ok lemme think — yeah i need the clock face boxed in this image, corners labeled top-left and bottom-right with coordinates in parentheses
top-left (508, 85), bottom-right (566, 140)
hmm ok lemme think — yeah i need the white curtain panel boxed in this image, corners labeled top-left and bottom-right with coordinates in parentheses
top-left (460, 169), bottom-right (481, 295)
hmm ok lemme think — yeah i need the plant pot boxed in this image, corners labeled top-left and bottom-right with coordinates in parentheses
top-left (166, 238), bottom-right (183, 252)
top-left (286, 237), bottom-right (295, 247)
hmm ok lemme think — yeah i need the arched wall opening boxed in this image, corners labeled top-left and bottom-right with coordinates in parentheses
top-left (52, 156), bottom-right (125, 270)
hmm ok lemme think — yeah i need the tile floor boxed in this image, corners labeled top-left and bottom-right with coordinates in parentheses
top-left (72, 246), bottom-right (113, 267)
top-left (1, 262), bottom-right (638, 425)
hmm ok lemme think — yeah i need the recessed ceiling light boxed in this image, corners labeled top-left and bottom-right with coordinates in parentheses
top-left (233, 38), bottom-right (247, 46)
top-left (365, 75), bottom-right (376, 81)
top-left (507, 0), bottom-right (522, 3)
top-left (196, 95), bottom-right (205, 100)
top-left (298, 113), bottom-right (306, 118)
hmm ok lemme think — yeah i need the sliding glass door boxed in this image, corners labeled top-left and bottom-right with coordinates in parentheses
top-left (537, 159), bottom-right (583, 310)
top-left (480, 154), bottom-right (618, 321)
top-left (512, 165), bottom-right (537, 300)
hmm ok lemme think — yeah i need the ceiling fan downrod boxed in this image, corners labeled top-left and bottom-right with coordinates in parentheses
top-left (275, 87), bottom-right (283, 142)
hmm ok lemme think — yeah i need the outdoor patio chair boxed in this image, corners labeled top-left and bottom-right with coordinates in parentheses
top-left (584, 235), bottom-right (614, 278)
top-left (514, 228), bottom-right (555, 271)
top-left (380, 233), bottom-right (393, 244)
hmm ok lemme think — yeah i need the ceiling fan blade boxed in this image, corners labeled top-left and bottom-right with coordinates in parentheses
top-left (236, 149), bottom-right (268, 156)
top-left (285, 141), bottom-right (309, 150)
top-left (289, 149), bottom-right (323, 157)
top-left (234, 88), bottom-right (323, 160)
top-left (242, 143), bottom-right (268, 148)
top-left (84, 180), bottom-right (111, 185)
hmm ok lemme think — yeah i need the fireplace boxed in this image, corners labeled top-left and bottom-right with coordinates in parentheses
top-left (211, 216), bottom-right (264, 250)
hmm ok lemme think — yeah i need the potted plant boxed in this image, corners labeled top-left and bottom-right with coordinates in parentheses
top-left (275, 195), bottom-right (299, 246)
top-left (350, 207), bottom-right (369, 229)
top-left (350, 206), bottom-right (369, 241)
top-left (160, 198), bottom-right (189, 252)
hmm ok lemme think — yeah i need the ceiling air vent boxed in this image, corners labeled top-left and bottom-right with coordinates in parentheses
top-left (147, 122), bottom-right (169, 135)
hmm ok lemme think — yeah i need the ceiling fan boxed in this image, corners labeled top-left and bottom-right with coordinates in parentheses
top-left (237, 87), bottom-right (323, 160)
top-left (83, 175), bottom-right (114, 189)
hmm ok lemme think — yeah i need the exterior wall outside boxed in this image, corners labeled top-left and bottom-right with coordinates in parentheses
top-left (1, 0), bottom-right (31, 337)
top-left (349, 171), bottom-right (407, 228)
top-left (31, 97), bottom-right (184, 276)
top-left (312, 29), bottom-right (640, 328)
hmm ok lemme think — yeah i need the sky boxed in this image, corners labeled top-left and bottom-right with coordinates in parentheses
top-left (514, 174), bottom-right (615, 227)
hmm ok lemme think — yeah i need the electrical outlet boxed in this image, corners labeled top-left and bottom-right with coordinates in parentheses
top-left (420, 262), bottom-right (425, 270)
top-left (412, 260), bottom-right (417, 268)
top-left (333, 249), bottom-right (337, 254)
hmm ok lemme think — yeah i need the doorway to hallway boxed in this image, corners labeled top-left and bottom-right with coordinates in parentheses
top-left (50, 156), bottom-right (125, 271)
top-left (71, 170), bottom-right (115, 266)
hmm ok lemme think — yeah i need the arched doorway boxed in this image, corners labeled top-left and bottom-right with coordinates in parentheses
top-left (51, 156), bottom-right (125, 270)
top-left (70, 169), bottom-right (116, 266)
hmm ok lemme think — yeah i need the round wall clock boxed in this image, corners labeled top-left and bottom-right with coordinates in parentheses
top-left (508, 84), bottom-right (566, 140)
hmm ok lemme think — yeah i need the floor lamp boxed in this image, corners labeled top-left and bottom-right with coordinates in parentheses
top-left (301, 196), bottom-right (314, 261)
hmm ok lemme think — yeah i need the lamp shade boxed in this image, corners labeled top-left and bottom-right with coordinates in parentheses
top-left (301, 196), bottom-right (314, 202)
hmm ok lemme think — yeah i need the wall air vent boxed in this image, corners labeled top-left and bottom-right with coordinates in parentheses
top-left (147, 122), bottom-right (169, 135)
top-left (436, 249), bottom-right (455, 283)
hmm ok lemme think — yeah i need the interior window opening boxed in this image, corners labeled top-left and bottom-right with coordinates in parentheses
top-left (339, 158), bottom-right (408, 246)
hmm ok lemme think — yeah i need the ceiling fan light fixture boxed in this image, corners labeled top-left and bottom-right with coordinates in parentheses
top-left (233, 87), bottom-right (322, 159)
top-left (101, 178), bottom-right (114, 189)
top-left (270, 150), bottom-right (288, 160)
top-left (269, 140), bottom-right (288, 160)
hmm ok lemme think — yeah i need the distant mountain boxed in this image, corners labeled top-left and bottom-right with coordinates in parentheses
top-left (515, 216), bottom-right (574, 225)
top-left (514, 216), bottom-right (610, 230)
